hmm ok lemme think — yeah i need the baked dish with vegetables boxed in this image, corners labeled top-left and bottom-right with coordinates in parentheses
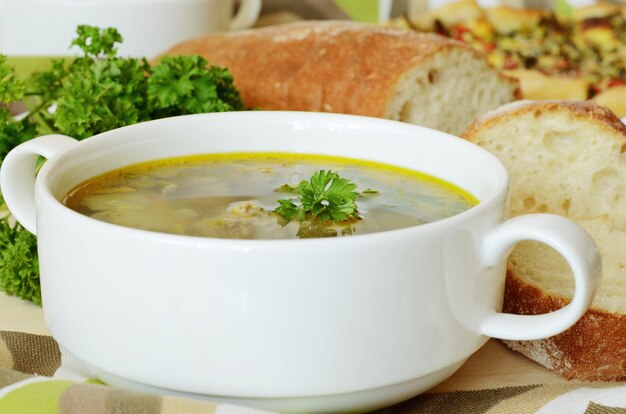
top-left (396, 0), bottom-right (626, 116)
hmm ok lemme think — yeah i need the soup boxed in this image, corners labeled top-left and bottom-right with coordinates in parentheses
top-left (63, 153), bottom-right (477, 239)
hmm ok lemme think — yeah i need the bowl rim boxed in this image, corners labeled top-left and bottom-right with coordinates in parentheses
top-left (35, 111), bottom-right (510, 246)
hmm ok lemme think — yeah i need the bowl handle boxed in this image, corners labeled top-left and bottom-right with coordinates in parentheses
top-left (0, 134), bottom-right (78, 235)
top-left (477, 214), bottom-right (601, 340)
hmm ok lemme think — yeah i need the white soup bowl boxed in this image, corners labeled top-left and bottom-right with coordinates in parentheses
top-left (0, 112), bottom-right (601, 413)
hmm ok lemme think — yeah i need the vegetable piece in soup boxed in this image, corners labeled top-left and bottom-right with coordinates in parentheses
top-left (63, 153), bottom-right (477, 239)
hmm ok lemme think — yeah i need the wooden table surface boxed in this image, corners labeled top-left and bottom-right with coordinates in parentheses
top-left (0, 290), bottom-right (574, 394)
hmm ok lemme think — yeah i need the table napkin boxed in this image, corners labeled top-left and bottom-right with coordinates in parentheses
top-left (0, 330), bottom-right (624, 414)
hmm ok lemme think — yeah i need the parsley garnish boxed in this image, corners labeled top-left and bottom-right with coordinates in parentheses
top-left (0, 218), bottom-right (40, 305)
top-left (275, 170), bottom-right (360, 223)
top-left (26, 25), bottom-right (246, 139)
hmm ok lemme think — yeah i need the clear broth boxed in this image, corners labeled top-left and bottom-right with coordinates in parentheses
top-left (63, 153), bottom-right (478, 239)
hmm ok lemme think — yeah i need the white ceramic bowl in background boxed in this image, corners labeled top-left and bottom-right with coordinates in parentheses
top-left (0, 0), bottom-right (261, 58)
top-left (0, 112), bottom-right (601, 413)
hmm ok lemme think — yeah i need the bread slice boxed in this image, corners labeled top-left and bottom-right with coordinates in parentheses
top-left (463, 100), bottom-right (626, 227)
top-left (163, 21), bottom-right (520, 135)
top-left (505, 217), bottom-right (626, 380)
top-left (461, 100), bottom-right (626, 381)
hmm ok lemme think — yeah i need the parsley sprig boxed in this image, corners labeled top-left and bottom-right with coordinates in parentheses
top-left (24, 25), bottom-right (246, 139)
top-left (275, 170), bottom-right (361, 223)
top-left (0, 25), bottom-right (247, 304)
top-left (0, 218), bottom-right (40, 305)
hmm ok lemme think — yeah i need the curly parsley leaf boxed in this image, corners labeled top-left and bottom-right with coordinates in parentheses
top-left (50, 27), bottom-right (245, 138)
top-left (147, 55), bottom-right (246, 117)
top-left (0, 218), bottom-right (41, 305)
top-left (275, 199), bottom-right (305, 222)
top-left (0, 55), bottom-right (38, 160)
top-left (53, 57), bottom-right (150, 139)
top-left (275, 170), bottom-right (360, 223)
top-left (0, 118), bottom-right (38, 163)
top-left (71, 25), bottom-right (123, 58)
top-left (27, 58), bottom-right (69, 104)
top-left (0, 56), bottom-right (25, 105)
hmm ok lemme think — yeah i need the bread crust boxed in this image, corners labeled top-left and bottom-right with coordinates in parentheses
top-left (502, 271), bottom-right (626, 381)
top-left (164, 21), bottom-right (519, 118)
top-left (462, 100), bottom-right (626, 140)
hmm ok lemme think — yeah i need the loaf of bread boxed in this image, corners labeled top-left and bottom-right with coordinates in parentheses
top-left (164, 21), bottom-right (520, 135)
top-left (462, 100), bottom-right (626, 381)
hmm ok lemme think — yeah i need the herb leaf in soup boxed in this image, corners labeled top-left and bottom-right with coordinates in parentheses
top-left (275, 199), bottom-right (305, 222)
top-left (359, 188), bottom-right (379, 196)
top-left (274, 184), bottom-right (300, 195)
top-left (275, 170), bottom-right (360, 224)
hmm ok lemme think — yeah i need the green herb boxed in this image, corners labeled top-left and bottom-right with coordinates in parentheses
top-left (274, 170), bottom-right (361, 223)
top-left (360, 188), bottom-right (379, 195)
top-left (0, 55), bottom-right (39, 205)
top-left (21, 25), bottom-right (246, 140)
top-left (0, 218), bottom-right (40, 305)
top-left (0, 54), bottom-right (38, 160)
top-left (148, 55), bottom-right (245, 117)
top-left (0, 25), bottom-right (247, 304)
top-left (0, 55), bottom-right (26, 103)
top-left (52, 54), bottom-right (151, 139)
top-left (71, 25), bottom-right (123, 58)
top-left (274, 183), bottom-right (300, 195)
top-left (0, 118), bottom-right (38, 168)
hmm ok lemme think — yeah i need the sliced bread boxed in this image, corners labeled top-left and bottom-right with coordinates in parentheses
top-left (163, 21), bottom-right (520, 135)
top-left (461, 100), bottom-right (626, 381)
